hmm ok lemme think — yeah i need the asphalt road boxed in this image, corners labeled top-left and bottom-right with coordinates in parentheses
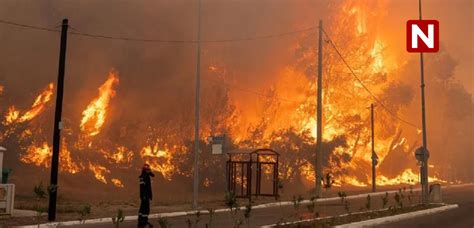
top-left (73, 184), bottom-right (474, 228)
top-left (374, 185), bottom-right (474, 228)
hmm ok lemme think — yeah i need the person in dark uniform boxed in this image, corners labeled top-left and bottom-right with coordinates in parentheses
top-left (138, 164), bottom-right (155, 228)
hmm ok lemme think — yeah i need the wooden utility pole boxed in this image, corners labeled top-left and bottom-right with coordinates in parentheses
top-left (48, 18), bottom-right (68, 221)
top-left (193, 0), bottom-right (202, 209)
top-left (418, 0), bottom-right (430, 205)
top-left (370, 104), bottom-right (377, 192)
top-left (315, 20), bottom-right (323, 198)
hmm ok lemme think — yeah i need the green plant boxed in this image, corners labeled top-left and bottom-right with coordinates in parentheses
top-left (224, 191), bottom-right (240, 228)
top-left (343, 201), bottom-right (351, 214)
top-left (33, 182), bottom-right (47, 199)
top-left (112, 209), bottom-right (125, 228)
top-left (225, 191), bottom-right (238, 210)
top-left (292, 195), bottom-right (304, 219)
top-left (337, 192), bottom-right (347, 204)
top-left (408, 186), bottom-right (414, 205)
top-left (79, 204), bottom-right (91, 223)
top-left (306, 196), bottom-right (320, 218)
top-left (276, 181), bottom-right (285, 223)
top-left (186, 219), bottom-right (192, 228)
top-left (394, 192), bottom-right (403, 208)
top-left (205, 208), bottom-right (215, 228)
top-left (194, 211), bottom-right (201, 227)
top-left (244, 203), bottom-right (252, 228)
top-left (35, 206), bottom-right (47, 228)
top-left (381, 192), bottom-right (389, 208)
top-left (399, 189), bottom-right (405, 203)
top-left (33, 182), bottom-right (48, 228)
top-left (158, 217), bottom-right (171, 228)
top-left (235, 218), bottom-right (243, 228)
top-left (365, 195), bottom-right (371, 211)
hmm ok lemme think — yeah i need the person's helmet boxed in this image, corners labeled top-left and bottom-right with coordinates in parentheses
top-left (142, 163), bottom-right (151, 171)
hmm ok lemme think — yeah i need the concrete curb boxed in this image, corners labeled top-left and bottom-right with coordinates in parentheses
top-left (14, 183), bottom-right (471, 227)
top-left (333, 204), bottom-right (459, 228)
top-left (260, 204), bottom-right (458, 228)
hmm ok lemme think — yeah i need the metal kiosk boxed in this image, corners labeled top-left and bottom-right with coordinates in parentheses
top-left (226, 148), bottom-right (279, 201)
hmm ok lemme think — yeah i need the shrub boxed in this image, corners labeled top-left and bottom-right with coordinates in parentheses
top-left (112, 209), bottom-right (125, 228)
top-left (381, 192), bottom-right (389, 208)
top-left (292, 195), bottom-right (304, 219)
top-left (306, 196), bottom-right (320, 218)
top-left (158, 217), bottom-right (171, 228)
top-left (244, 203), bottom-right (252, 228)
top-left (394, 192), bottom-right (403, 208)
top-left (33, 182), bottom-right (47, 199)
top-left (337, 192), bottom-right (347, 204)
top-left (365, 195), bottom-right (371, 211)
top-left (205, 208), bottom-right (215, 228)
top-left (79, 204), bottom-right (91, 223)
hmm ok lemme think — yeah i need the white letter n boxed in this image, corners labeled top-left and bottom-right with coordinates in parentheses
top-left (412, 24), bottom-right (434, 48)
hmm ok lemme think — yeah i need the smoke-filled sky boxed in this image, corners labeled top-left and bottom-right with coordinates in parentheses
top-left (0, 0), bottom-right (471, 99)
top-left (0, 0), bottom-right (472, 198)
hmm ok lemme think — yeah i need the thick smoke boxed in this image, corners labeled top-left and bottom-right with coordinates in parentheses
top-left (0, 0), bottom-right (472, 202)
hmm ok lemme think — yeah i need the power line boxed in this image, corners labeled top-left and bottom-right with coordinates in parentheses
top-left (1, 18), bottom-right (419, 129)
top-left (0, 19), bottom-right (59, 32)
top-left (321, 28), bottom-right (420, 129)
top-left (0, 19), bottom-right (316, 43)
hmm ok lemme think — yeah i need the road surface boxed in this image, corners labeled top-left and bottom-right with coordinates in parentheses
top-left (374, 184), bottom-right (474, 228)
top-left (72, 184), bottom-right (473, 228)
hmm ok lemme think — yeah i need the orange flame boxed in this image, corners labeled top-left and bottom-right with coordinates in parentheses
top-left (88, 162), bottom-right (110, 184)
top-left (102, 146), bottom-right (134, 165)
top-left (20, 139), bottom-right (80, 174)
top-left (20, 83), bottom-right (54, 122)
top-left (4, 83), bottom-right (54, 124)
top-left (140, 144), bottom-right (176, 180)
top-left (111, 178), bottom-right (124, 188)
top-left (80, 71), bottom-right (119, 136)
top-left (4, 106), bottom-right (20, 124)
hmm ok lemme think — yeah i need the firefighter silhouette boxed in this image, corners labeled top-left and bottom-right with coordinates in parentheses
top-left (138, 164), bottom-right (155, 228)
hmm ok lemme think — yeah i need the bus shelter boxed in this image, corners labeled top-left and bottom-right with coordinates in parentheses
top-left (226, 148), bottom-right (279, 201)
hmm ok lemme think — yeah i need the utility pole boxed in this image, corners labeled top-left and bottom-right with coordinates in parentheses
top-left (193, 0), bottom-right (202, 209)
top-left (48, 18), bottom-right (68, 221)
top-left (315, 20), bottom-right (323, 198)
top-left (418, 0), bottom-right (430, 205)
top-left (370, 104), bottom-right (378, 192)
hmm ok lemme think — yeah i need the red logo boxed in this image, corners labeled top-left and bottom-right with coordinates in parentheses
top-left (406, 20), bottom-right (439, 53)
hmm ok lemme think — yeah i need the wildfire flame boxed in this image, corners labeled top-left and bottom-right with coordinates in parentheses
top-left (140, 144), bottom-right (176, 180)
top-left (111, 178), bottom-right (124, 188)
top-left (88, 162), bottom-right (110, 184)
top-left (20, 139), bottom-right (80, 174)
top-left (4, 0), bottom-right (456, 190)
top-left (4, 83), bottom-right (54, 124)
top-left (102, 146), bottom-right (134, 166)
top-left (80, 71), bottom-right (119, 136)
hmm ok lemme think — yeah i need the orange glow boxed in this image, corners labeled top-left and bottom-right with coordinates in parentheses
top-left (20, 142), bottom-right (51, 167)
top-left (140, 144), bottom-right (176, 180)
top-left (88, 162), bottom-right (110, 184)
top-left (20, 83), bottom-right (54, 122)
top-left (4, 83), bottom-right (54, 124)
top-left (8, 0), bottom-right (454, 189)
top-left (20, 139), bottom-right (80, 174)
top-left (102, 146), bottom-right (134, 165)
top-left (111, 178), bottom-right (124, 188)
top-left (80, 71), bottom-right (119, 136)
top-left (4, 106), bottom-right (20, 124)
